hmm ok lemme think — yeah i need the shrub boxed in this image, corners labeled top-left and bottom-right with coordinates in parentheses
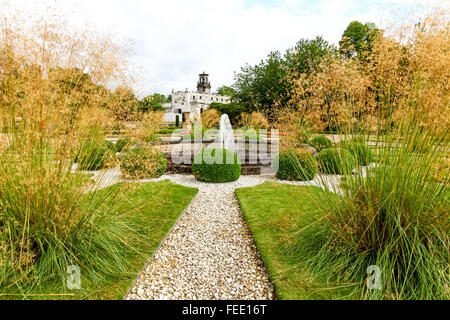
top-left (76, 140), bottom-right (115, 171)
top-left (337, 141), bottom-right (373, 166)
top-left (120, 147), bottom-right (167, 179)
top-left (175, 115), bottom-right (180, 127)
top-left (192, 148), bottom-right (241, 183)
top-left (202, 109), bottom-right (220, 129)
top-left (240, 111), bottom-right (269, 129)
top-left (293, 129), bottom-right (449, 299)
top-left (115, 137), bottom-right (132, 153)
top-left (317, 148), bottom-right (355, 174)
top-left (105, 140), bottom-right (117, 153)
top-left (275, 149), bottom-right (318, 181)
top-left (310, 135), bottom-right (333, 152)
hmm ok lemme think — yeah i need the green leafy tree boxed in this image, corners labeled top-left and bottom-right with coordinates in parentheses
top-left (233, 37), bottom-right (336, 122)
top-left (139, 93), bottom-right (169, 112)
top-left (285, 36), bottom-right (337, 75)
top-left (339, 21), bottom-right (380, 61)
top-left (216, 85), bottom-right (236, 98)
top-left (233, 51), bottom-right (287, 121)
top-left (208, 102), bottom-right (245, 125)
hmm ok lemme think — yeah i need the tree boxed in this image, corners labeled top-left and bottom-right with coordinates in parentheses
top-left (208, 102), bottom-right (245, 125)
top-left (232, 37), bottom-right (336, 122)
top-left (216, 85), bottom-right (236, 98)
top-left (139, 93), bottom-right (169, 113)
top-left (339, 21), bottom-right (380, 61)
top-left (233, 51), bottom-right (287, 121)
top-left (285, 36), bottom-right (338, 74)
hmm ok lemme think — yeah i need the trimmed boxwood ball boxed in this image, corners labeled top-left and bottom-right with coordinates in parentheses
top-left (76, 141), bottom-right (113, 171)
top-left (311, 135), bottom-right (333, 152)
top-left (317, 148), bottom-right (356, 175)
top-left (275, 149), bottom-right (318, 181)
top-left (115, 137), bottom-right (132, 153)
top-left (337, 141), bottom-right (373, 166)
top-left (192, 148), bottom-right (241, 183)
top-left (120, 147), bottom-right (167, 179)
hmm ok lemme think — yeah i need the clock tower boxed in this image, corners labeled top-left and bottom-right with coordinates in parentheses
top-left (197, 72), bottom-right (211, 94)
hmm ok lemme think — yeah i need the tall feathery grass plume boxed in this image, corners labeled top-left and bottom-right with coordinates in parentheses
top-left (0, 1), bottom-right (153, 295)
top-left (280, 8), bottom-right (449, 300)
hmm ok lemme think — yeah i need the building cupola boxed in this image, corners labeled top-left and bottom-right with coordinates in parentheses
top-left (197, 72), bottom-right (211, 94)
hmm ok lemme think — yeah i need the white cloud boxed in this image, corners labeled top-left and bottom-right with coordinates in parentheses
top-left (6, 0), bottom-right (444, 96)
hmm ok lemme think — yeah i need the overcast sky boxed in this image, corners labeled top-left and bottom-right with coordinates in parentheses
top-left (8, 0), bottom-right (447, 96)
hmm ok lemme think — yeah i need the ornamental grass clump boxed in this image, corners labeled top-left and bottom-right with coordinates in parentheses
top-left (120, 147), bottom-right (167, 179)
top-left (316, 148), bottom-right (355, 175)
top-left (284, 10), bottom-right (450, 300)
top-left (290, 124), bottom-right (449, 300)
top-left (0, 3), bottom-right (147, 294)
top-left (115, 137), bottom-right (133, 153)
top-left (276, 149), bottom-right (317, 181)
top-left (337, 140), bottom-right (374, 166)
top-left (75, 134), bottom-right (117, 171)
top-left (310, 135), bottom-right (333, 152)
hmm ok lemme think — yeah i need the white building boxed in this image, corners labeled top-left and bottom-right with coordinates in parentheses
top-left (164, 72), bottom-right (231, 123)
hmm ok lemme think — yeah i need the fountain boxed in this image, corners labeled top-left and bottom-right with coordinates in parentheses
top-left (219, 114), bottom-right (235, 152)
top-left (164, 113), bottom-right (277, 175)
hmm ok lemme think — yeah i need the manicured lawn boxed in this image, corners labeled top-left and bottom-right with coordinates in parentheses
top-left (236, 182), bottom-right (350, 300)
top-left (0, 180), bottom-right (198, 300)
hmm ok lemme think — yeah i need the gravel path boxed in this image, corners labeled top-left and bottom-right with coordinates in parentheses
top-left (125, 175), bottom-right (276, 300)
top-left (85, 166), bottom-right (373, 300)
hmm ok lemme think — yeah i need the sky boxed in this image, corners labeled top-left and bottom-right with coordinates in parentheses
top-left (6, 0), bottom-right (448, 97)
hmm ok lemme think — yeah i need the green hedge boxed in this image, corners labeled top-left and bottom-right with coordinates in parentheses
top-left (317, 148), bottom-right (355, 175)
top-left (192, 148), bottom-right (241, 183)
top-left (311, 136), bottom-right (333, 152)
top-left (337, 141), bottom-right (373, 166)
top-left (120, 147), bottom-right (167, 179)
top-left (275, 149), bottom-right (318, 181)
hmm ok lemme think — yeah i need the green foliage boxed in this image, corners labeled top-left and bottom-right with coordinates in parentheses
top-left (275, 149), bottom-right (318, 181)
top-left (115, 138), bottom-right (133, 153)
top-left (236, 182), bottom-right (349, 299)
top-left (139, 93), bottom-right (169, 113)
top-left (0, 181), bottom-right (198, 298)
top-left (105, 140), bottom-right (117, 153)
top-left (234, 51), bottom-right (287, 121)
top-left (175, 115), bottom-right (180, 127)
top-left (76, 139), bottom-right (115, 171)
top-left (310, 135), bottom-right (333, 152)
top-left (209, 102), bottom-right (245, 125)
top-left (293, 140), bottom-right (449, 299)
top-left (192, 148), bottom-right (242, 183)
top-left (339, 21), bottom-right (380, 61)
top-left (216, 85), bottom-right (236, 98)
top-left (317, 148), bottom-right (355, 174)
top-left (284, 36), bottom-right (338, 74)
top-left (120, 147), bottom-right (167, 179)
top-left (233, 37), bottom-right (337, 121)
top-left (337, 140), bottom-right (373, 166)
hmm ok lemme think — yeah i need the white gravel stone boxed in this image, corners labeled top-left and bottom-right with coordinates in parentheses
top-left (87, 165), bottom-right (372, 300)
top-left (125, 174), bottom-right (278, 301)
